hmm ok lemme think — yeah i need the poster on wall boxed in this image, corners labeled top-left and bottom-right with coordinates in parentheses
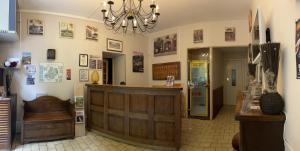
top-left (39, 63), bottom-right (63, 83)
top-left (154, 33), bottom-right (177, 56)
top-left (132, 51), bottom-right (144, 73)
top-left (22, 52), bottom-right (32, 65)
top-left (225, 27), bottom-right (236, 41)
top-left (75, 96), bottom-right (84, 109)
top-left (75, 111), bottom-right (85, 124)
top-left (89, 55), bottom-right (102, 70)
top-left (25, 64), bottom-right (36, 85)
top-left (60, 22), bottom-right (74, 38)
top-left (28, 19), bottom-right (44, 36)
top-left (79, 69), bottom-right (89, 82)
top-left (296, 19), bottom-right (300, 79)
top-left (193, 29), bottom-right (203, 43)
top-left (86, 25), bottom-right (98, 41)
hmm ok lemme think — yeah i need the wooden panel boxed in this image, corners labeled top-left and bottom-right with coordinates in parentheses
top-left (0, 99), bottom-right (10, 150)
top-left (108, 93), bottom-right (125, 110)
top-left (108, 115), bottom-right (124, 134)
top-left (129, 119), bottom-right (148, 138)
top-left (90, 111), bottom-right (104, 129)
top-left (213, 86), bottom-right (223, 119)
top-left (90, 91), bottom-right (104, 106)
top-left (154, 122), bottom-right (174, 141)
top-left (154, 96), bottom-right (174, 115)
top-left (152, 62), bottom-right (181, 80)
top-left (129, 94), bottom-right (148, 113)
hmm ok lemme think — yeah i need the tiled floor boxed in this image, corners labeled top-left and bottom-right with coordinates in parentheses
top-left (12, 106), bottom-right (238, 151)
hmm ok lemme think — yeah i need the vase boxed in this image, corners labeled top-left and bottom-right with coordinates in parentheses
top-left (91, 70), bottom-right (99, 84)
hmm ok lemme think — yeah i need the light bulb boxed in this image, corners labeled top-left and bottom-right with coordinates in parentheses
top-left (144, 19), bottom-right (148, 25)
top-left (122, 19), bottom-right (126, 27)
top-left (112, 16), bottom-right (115, 22)
top-left (133, 19), bottom-right (137, 27)
top-left (156, 5), bottom-right (159, 13)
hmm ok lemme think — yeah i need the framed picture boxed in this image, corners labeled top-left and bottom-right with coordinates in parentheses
top-left (107, 39), bottom-right (123, 52)
top-left (47, 49), bottom-right (56, 60)
top-left (152, 62), bottom-right (181, 80)
top-left (193, 29), bottom-right (203, 43)
top-left (28, 19), bottom-right (44, 36)
top-left (60, 22), bottom-right (74, 38)
top-left (66, 69), bottom-right (71, 80)
top-left (296, 19), bottom-right (300, 79)
top-left (75, 111), bottom-right (84, 124)
top-left (79, 69), bottom-right (89, 82)
top-left (132, 51), bottom-right (144, 72)
top-left (22, 52), bottom-right (32, 65)
top-left (225, 27), bottom-right (236, 41)
top-left (75, 96), bottom-right (84, 108)
top-left (86, 25), bottom-right (98, 41)
top-left (79, 54), bottom-right (88, 67)
top-left (154, 33), bottom-right (177, 56)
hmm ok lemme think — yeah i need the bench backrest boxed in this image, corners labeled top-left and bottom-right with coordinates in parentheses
top-left (24, 96), bottom-right (70, 113)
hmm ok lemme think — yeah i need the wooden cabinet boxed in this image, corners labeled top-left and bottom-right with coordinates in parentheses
top-left (0, 98), bottom-right (11, 150)
top-left (86, 85), bottom-right (182, 150)
top-left (235, 93), bottom-right (285, 151)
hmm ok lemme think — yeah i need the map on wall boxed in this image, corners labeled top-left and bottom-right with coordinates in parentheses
top-left (39, 63), bottom-right (63, 83)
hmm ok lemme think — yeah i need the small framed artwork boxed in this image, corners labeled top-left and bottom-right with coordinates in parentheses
top-left (225, 27), bottom-right (236, 41)
top-left (79, 54), bottom-right (88, 67)
top-left (28, 19), bottom-right (44, 36)
top-left (107, 39), bottom-right (123, 52)
top-left (86, 25), bottom-right (98, 41)
top-left (60, 22), bottom-right (74, 38)
top-left (75, 111), bottom-right (84, 124)
top-left (66, 69), bottom-right (71, 80)
top-left (75, 96), bottom-right (84, 109)
top-left (193, 29), bottom-right (203, 43)
top-left (79, 69), bottom-right (89, 82)
top-left (47, 49), bottom-right (56, 60)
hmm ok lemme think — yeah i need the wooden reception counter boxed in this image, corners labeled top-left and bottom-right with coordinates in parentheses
top-left (86, 84), bottom-right (182, 150)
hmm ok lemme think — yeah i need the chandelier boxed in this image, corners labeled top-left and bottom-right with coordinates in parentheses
top-left (101, 0), bottom-right (160, 33)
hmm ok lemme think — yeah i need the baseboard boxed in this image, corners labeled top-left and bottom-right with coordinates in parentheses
top-left (284, 139), bottom-right (294, 151)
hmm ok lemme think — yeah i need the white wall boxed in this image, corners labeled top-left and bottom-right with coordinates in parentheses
top-left (251, 1), bottom-right (300, 150)
top-left (147, 20), bottom-right (250, 118)
top-left (0, 12), bottom-right (149, 131)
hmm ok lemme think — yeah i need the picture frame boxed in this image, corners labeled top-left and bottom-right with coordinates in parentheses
top-left (79, 54), bottom-right (88, 67)
top-left (47, 49), bottom-right (56, 60)
top-left (152, 62), bottom-right (181, 80)
top-left (86, 25), bottom-right (98, 41)
top-left (75, 96), bottom-right (84, 109)
top-left (28, 19), bottom-right (44, 36)
top-left (107, 39), bottom-right (123, 52)
top-left (75, 111), bottom-right (84, 124)
top-left (193, 29), bottom-right (203, 43)
top-left (59, 22), bottom-right (74, 38)
top-left (79, 69), bottom-right (89, 82)
top-left (154, 33), bottom-right (177, 56)
top-left (225, 27), bottom-right (236, 42)
top-left (132, 51), bottom-right (144, 73)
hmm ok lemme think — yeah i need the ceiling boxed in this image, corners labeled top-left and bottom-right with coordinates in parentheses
top-left (18, 0), bottom-right (252, 31)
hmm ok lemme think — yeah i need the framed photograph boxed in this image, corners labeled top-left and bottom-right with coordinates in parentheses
top-left (154, 33), bottom-right (177, 56)
top-left (225, 27), bottom-right (236, 41)
top-left (107, 39), bottom-right (123, 52)
top-left (193, 29), bottom-right (203, 43)
top-left (79, 54), bottom-right (88, 67)
top-left (86, 25), bottom-right (98, 41)
top-left (47, 49), bottom-right (56, 60)
top-left (296, 19), bottom-right (300, 79)
top-left (79, 69), bottom-right (89, 82)
top-left (66, 69), bottom-right (71, 80)
top-left (22, 52), bottom-right (32, 65)
top-left (132, 51), bottom-right (144, 72)
top-left (60, 22), bottom-right (74, 38)
top-left (28, 19), bottom-right (44, 36)
top-left (75, 96), bottom-right (84, 109)
top-left (75, 111), bottom-right (84, 124)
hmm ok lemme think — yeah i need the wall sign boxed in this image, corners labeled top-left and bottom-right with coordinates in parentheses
top-left (152, 62), bottom-right (181, 80)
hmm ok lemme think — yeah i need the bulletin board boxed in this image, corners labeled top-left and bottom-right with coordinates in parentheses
top-left (152, 62), bottom-right (181, 80)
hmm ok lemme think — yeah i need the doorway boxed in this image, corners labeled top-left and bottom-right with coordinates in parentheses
top-left (102, 51), bottom-right (126, 85)
top-left (187, 48), bottom-right (210, 119)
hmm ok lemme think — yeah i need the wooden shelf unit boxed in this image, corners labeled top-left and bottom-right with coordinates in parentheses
top-left (0, 98), bottom-right (11, 150)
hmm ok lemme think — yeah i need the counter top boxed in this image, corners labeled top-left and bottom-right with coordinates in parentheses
top-left (86, 84), bottom-right (183, 90)
top-left (235, 92), bottom-right (285, 122)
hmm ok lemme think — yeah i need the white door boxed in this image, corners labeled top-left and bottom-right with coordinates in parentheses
top-left (224, 60), bottom-right (243, 105)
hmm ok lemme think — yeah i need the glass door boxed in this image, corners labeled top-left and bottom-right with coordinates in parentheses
top-left (189, 60), bottom-right (209, 117)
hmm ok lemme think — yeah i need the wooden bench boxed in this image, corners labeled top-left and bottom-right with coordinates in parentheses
top-left (21, 96), bottom-right (75, 144)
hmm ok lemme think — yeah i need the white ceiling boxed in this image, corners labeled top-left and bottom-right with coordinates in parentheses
top-left (18, 0), bottom-right (252, 31)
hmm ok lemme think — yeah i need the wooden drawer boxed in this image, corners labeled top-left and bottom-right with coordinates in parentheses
top-left (24, 120), bottom-right (73, 139)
